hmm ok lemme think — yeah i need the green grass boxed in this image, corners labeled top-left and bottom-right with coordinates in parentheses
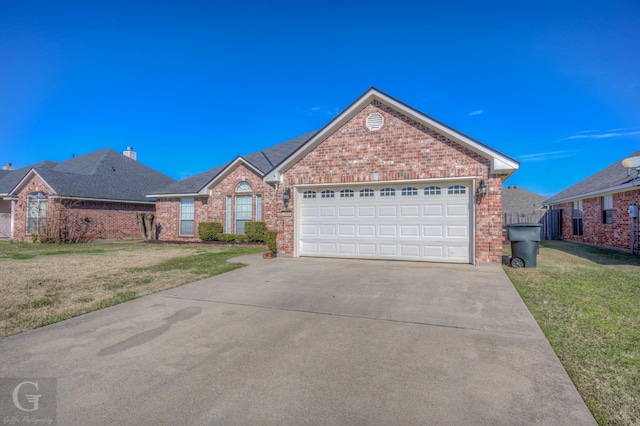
top-left (0, 241), bottom-right (265, 338)
top-left (504, 240), bottom-right (640, 425)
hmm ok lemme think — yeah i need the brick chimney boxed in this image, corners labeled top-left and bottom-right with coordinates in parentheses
top-left (123, 147), bottom-right (137, 161)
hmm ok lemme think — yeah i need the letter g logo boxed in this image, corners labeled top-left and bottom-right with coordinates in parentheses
top-left (12, 381), bottom-right (41, 412)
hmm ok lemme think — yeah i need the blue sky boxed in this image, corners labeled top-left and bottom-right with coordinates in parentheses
top-left (1, 1), bottom-right (639, 197)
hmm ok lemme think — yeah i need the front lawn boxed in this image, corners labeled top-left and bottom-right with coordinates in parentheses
top-left (504, 240), bottom-right (640, 425)
top-left (0, 241), bottom-right (264, 338)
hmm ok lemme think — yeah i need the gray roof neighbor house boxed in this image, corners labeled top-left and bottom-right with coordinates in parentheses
top-left (3, 149), bottom-right (176, 203)
top-left (544, 149), bottom-right (640, 205)
top-left (150, 131), bottom-right (317, 196)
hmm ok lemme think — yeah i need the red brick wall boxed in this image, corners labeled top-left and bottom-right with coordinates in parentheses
top-left (278, 101), bottom-right (502, 263)
top-left (155, 164), bottom-right (277, 240)
top-left (13, 174), bottom-right (155, 240)
top-left (555, 189), bottom-right (640, 251)
top-left (156, 100), bottom-right (505, 263)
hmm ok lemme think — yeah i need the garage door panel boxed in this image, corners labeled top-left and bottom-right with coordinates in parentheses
top-left (379, 225), bottom-right (397, 236)
top-left (423, 225), bottom-right (444, 237)
top-left (338, 225), bottom-right (356, 236)
top-left (423, 205), bottom-right (444, 217)
top-left (298, 182), bottom-right (471, 263)
top-left (339, 206), bottom-right (356, 217)
top-left (379, 205), bottom-right (397, 216)
top-left (447, 225), bottom-right (468, 238)
top-left (400, 225), bottom-right (420, 237)
top-left (319, 207), bottom-right (336, 217)
top-left (319, 225), bottom-right (335, 236)
top-left (358, 206), bottom-right (376, 217)
top-left (400, 205), bottom-right (419, 217)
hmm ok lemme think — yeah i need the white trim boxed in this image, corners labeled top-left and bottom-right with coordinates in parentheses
top-left (147, 193), bottom-right (200, 199)
top-left (293, 176), bottom-right (482, 190)
top-left (9, 169), bottom-right (55, 195)
top-left (198, 157), bottom-right (263, 195)
top-left (544, 181), bottom-right (640, 206)
top-left (266, 88), bottom-right (518, 183)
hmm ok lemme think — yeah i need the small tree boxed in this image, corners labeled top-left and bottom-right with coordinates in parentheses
top-left (40, 199), bottom-right (106, 243)
top-left (264, 230), bottom-right (277, 254)
top-left (136, 212), bottom-right (156, 240)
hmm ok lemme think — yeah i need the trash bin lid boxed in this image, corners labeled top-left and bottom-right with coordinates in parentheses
top-left (506, 223), bottom-right (542, 228)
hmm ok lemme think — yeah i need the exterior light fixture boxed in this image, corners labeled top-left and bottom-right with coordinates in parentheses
top-left (283, 188), bottom-right (291, 207)
top-left (477, 180), bottom-right (487, 199)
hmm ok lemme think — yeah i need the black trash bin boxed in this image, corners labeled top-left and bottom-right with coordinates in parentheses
top-left (506, 223), bottom-right (542, 268)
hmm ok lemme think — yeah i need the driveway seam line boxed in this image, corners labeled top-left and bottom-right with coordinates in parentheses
top-left (159, 294), bottom-right (541, 338)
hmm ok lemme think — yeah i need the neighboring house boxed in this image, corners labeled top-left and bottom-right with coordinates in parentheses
top-left (544, 150), bottom-right (640, 253)
top-left (502, 185), bottom-right (546, 225)
top-left (150, 88), bottom-right (519, 264)
top-left (0, 148), bottom-right (176, 240)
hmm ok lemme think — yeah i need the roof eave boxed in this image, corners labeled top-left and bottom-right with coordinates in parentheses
top-left (264, 87), bottom-right (519, 184)
top-left (544, 181), bottom-right (640, 206)
top-left (146, 193), bottom-right (202, 199)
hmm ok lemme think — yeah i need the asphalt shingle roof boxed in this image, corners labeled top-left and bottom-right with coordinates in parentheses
top-left (152, 131), bottom-right (318, 195)
top-left (1, 149), bottom-right (176, 202)
top-left (545, 150), bottom-right (640, 205)
top-left (502, 186), bottom-right (546, 214)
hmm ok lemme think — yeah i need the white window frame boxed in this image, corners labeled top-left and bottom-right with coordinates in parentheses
top-left (225, 196), bottom-right (232, 233)
top-left (603, 195), bottom-right (613, 224)
top-left (179, 198), bottom-right (195, 236)
top-left (27, 192), bottom-right (47, 235)
top-left (256, 195), bottom-right (262, 221)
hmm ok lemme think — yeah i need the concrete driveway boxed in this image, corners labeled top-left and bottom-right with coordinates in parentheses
top-left (0, 254), bottom-right (595, 425)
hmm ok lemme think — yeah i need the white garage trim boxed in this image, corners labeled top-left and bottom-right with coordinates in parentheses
top-left (294, 179), bottom-right (475, 264)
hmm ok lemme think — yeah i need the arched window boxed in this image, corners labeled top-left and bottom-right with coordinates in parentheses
top-left (401, 187), bottom-right (417, 196)
top-left (380, 188), bottom-right (396, 197)
top-left (340, 189), bottom-right (354, 198)
top-left (235, 181), bottom-right (252, 193)
top-left (27, 192), bottom-right (47, 234)
top-left (424, 186), bottom-right (442, 195)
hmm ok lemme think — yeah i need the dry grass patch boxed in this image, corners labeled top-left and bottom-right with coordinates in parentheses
top-left (504, 240), bottom-right (640, 425)
top-left (0, 241), bottom-right (263, 338)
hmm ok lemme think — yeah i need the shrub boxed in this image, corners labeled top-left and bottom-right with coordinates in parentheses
top-left (244, 222), bottom-right (267, 242)
top-left (265, 230), bottom-right (277, 254)
top-left (217, 233), bottom-right (247, 243)
top-left (198, 222), bottom-right (223, 241)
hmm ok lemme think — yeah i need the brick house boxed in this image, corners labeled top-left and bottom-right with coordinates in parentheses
top-left (544, 150), bottom-right (640, 254)
top-left (0, 148), bottom-right (176, 241)
top-left (150, 88), bottom-right (519, 264)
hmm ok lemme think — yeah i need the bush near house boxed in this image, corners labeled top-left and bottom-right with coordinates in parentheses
top-left (244, 221), bottom-right (267, 242)
top-left (217, 233), bottom-right (247, 243)
top-left (265, 230), bottom-right (277, 254)
top-left (198, 222), bottom-right (223, 241)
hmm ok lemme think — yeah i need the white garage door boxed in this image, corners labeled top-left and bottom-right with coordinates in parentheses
top-left (297, 182), bottom-right (471, 263)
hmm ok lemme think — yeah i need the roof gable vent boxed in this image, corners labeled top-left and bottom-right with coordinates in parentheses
top-left (366, 112), bottom-right (384, 131)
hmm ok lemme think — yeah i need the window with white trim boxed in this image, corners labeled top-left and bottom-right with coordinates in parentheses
top-left (573, 200), bottom-right (583, 236)
top-left (27, 192), bottom-right (47, 235)
top-left (225, 196), bottom-right (232, 232)
top-left (401, 187), bottom-right (417, 196)
top-left (180, 198), bottom-right (194, 236)
top-left (448, 185), bottom-right (466, 195)
top-left (340, 189), bottom-right (354, 198)
top-left (321, 190), bottom-right (335, 198)
top-left (256, 195), bottom-right (262, 221)
top-left (424, 186), bottom-right (441, 195)
top-left (303, 191), bottom-right (316, 199)
top-left (602, 195), bottom-right (613, 224)
top-left (380, 188), bottom-right (395, 197)
top-left (359, 189), bottom-right (374, 197)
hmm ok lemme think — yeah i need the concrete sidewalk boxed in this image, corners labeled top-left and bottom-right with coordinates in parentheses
top-left (0, 255), bottom-right (595, 425)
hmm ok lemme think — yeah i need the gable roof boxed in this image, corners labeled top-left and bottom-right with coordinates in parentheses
top-left (544, 150), bottom-right (640, 205)
top-left (5, 149), bottom-right (176, 203)
top-left (264, 87), bottom-right (519, 183)
top-left (502, 186), bottom-right (546, 214)
top-left (149, 131), bottom-right (317, 197)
